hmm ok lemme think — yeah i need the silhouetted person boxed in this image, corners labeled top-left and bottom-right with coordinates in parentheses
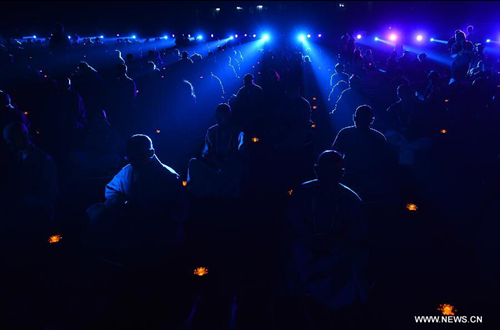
top-left (332, 75), bottom-right (368, 132)
top-left (48, 23), bottom-right (70, 53)
top-left (86, 134), bottom-right (183, 262)
top-left (329, 63), bottom-right (349, 90)
top-left (450, 30), bottom-right (474, 84)
top-left (187, 103), bottom-right (244, 197)
top-left (106, 63), bottom-right (137, 136)
top-left (333, 105), bottom-right (390, 201)
top-left (234, 73), bottom-right (264, 131)
top-left (287, 150), bottom-right (368, 319)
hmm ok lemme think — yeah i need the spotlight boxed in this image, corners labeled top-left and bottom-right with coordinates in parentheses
top-left (132, 35), bottom-right (136, 39)
top-left (389, 34), bottom-right (397, 41)
top-left (299, 34), bottom-right (306, 42)
top-left (262, 34), bottom-right (270, 41)
top-left (253, 34), bottom-right (257, 38)
top-left (100, 35), bottom-right (104, 39)
top-left (487, 39), bottom-right (491, 43)
top-left (235, 34), bottom-right (238, 38)
top-left (318, 34), bottom-right (322, 38)
top-left (236, 6), bottom-right (243, 10)
top-left (116, 34), bottom-right (120, 37)
top-left (229, 36), bottom-right (234, 40)
top-left (307, 34), bottom-right (311, 38)
top-left (356, 34), bottom-right (362, 39)
top-left (164, 35), bottom-right (168, 39)
top-left (211, 34), bottom-right (214, 38)
top-left (68, 36), bottom-right (72, 39)
top-left (416, 35), bottom-right (423, 41)
top-left (172, 34), bottom-right (175, 38)
top-left (197, 35), bottom-right (203, 40)
top-left (215, 8), bottom-right (220, 11)
top-left (244, 34), bottom-right (248, 37)
top-left (33, 35), bottom-right (37, 39)
top-left (374, 37), bottom-right (379, 41)
top-left (257, 5), bottom-right (263, 9)
top-left (430, 38), bottom-right (434, 41)
top-left (188, 34), bottom-right (191, 38)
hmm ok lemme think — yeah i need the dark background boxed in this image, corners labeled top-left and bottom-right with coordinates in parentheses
top-left (2, 1), bottom-right (499, 39)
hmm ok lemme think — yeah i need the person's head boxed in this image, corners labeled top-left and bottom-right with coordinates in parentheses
top-left (335, 63), bottom-right (345, 74)
top-left (397, 84), bottom-right (414, 102)
top-left (353, 105), bottom-right (374, 129)
top-left (455, 30), bottom-right (466, 44)
top-left (243, 73), bottom-right (254, 87)
top-left (0, 90), bottom-right (12, 108)
top-left (304, 55), bottom-right (311, 63)
top-left (125, 134), bottom-right (155, 169)
top-left (55, 23), bottom-right (64, 34)
top-left (467, 25), bottom-right (474, 35)
top-left (181, 51), bottom-right (188, 59)
top-left (3, 122), bottom-right (30, 152)
top-left (215, 103), bottom-right (231, 126)
top-left (146, 61), bottom-right (156, 72)
top-left (57, 77), bottom-right (71, 91)
top-left (126, 53), bottom-right (134, 62)
top-left (418, 53), bottom-right (427, 62)
top-left (349, 75), bottom-right (361, 89)
top-left (314, 150), bottom-right (345, 187)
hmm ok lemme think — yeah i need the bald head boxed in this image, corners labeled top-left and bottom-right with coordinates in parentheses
top-left (314, 150), bottom-right (344, 187)
top-left (126, 134), bottom-right (154, 169)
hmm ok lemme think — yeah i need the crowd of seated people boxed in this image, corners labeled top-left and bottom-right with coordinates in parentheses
top-left (1, 23), bottom-right (500, 329)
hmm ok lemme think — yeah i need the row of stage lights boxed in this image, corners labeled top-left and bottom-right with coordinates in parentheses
top-left (25, 33), bottom-right (498, 44)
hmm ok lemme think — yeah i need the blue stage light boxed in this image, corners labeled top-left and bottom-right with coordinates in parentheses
top-left (68, 36), bottom-right (72, 39)
top-left (33, 35), bottom-right (37, 39)
top-left (100, 35), bottom-right (104, 39)
top-left (299, 34), bottom-right (306, 42)
top-left (430, 38), bottom-right (434, 41)
top-left (356, 34), bottom-right (362, 39)
top-left (416, 35), bottom-right (423, 41)
top-left (487, 39), bottom-right (491, 43)
top-left (235, 34), bottom-right (238, 38)
top-left (374, 37), bottom-right (379, 41)
top-left (197, 35), bottom-right (203, 40)
top-left (132, 35), bottom-right (136, 39)
top-left (229, 36), bottom-right (234, 40)
top-left (262, 34), bottom-right (270, 41)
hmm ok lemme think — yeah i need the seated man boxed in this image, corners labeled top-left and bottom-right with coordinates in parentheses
top-left (187, 103), bottom-right (244, 197)
top-left (287, 151), bottom-right (368, 313)
top-left (332, 105), bottom-right (391, 202)
top-left (104, 134), bottom-right (181, 215)
top-left (87, 135), bottom-right (183, 260)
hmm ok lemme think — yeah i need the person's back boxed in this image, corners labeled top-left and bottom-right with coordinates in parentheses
top-left (330, 64), bottom-right (349, 89)
top-left (332, 75), bottom-right (368, 131)
top-left (287, 151), bottom-right (367, 311)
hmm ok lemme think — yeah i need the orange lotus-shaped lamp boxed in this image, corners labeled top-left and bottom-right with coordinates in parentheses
top-left (194, 267), bottom-right (208, 276)
top-left (48, 235), bottom-right (62, 244)
top-left (406, 203), bottom-right (418, 212)
top-left (438, 304), bottom-right (456, 316)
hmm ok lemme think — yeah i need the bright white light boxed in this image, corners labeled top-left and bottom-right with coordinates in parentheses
top-left (262, 34), bottom-right (270, 41)
top-left (132, 35), bottom-right (136, 39)
top-left (229, 36), bottom-right (234, 40)
top-left (235, 34), bottom-right (238, 38)
top-left (253, 34), bottom-right (257, 38)
top-left (100, 35), bottom-right (104, 39)
top-left (197, 35), bottom-right (203, 40)
top-left (236, 7), bottom-right (243, 10)
top-left (215, 8), bottom-right (220, 11)
top-left (257, 5), bottom-right (263, 9)
top-left (33, 35), bottom-right (37, 39)
top-left (374, 37), bottom-right (379, 41)
top-left (164, 35), bottom-right (168, 39)
top-left (430, 38), bottom-right (434, 41)
top-left (487, 39), bottom-right (491, 43)
top-left (416, 35), bottom-right (423, 41)
top-left (299, 34), bottom-right (306, 42)
top-left (389, 34), bottom-right (397, 41)
top-left (68, 36), bottom-right (71, 39)
top-left (211, 34), bottom-right (214, 38)
top-left (307, 34), bottom-right (311, 39)
top-left (356, 34), bottom-right (362, 39)
top-left (188, 34), bottom-right (191, 38)
top-left (318, 34), bottom-right (322, 38)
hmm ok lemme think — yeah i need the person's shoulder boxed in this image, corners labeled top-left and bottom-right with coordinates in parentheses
top-left (369, 128), bottom-right (387, 141)
top-left (301, 179), bottom-right (319, 190)
top-left (339, 183), bottom-right (362, 203)
top-left (387, 101), bottom-right (401, 112)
